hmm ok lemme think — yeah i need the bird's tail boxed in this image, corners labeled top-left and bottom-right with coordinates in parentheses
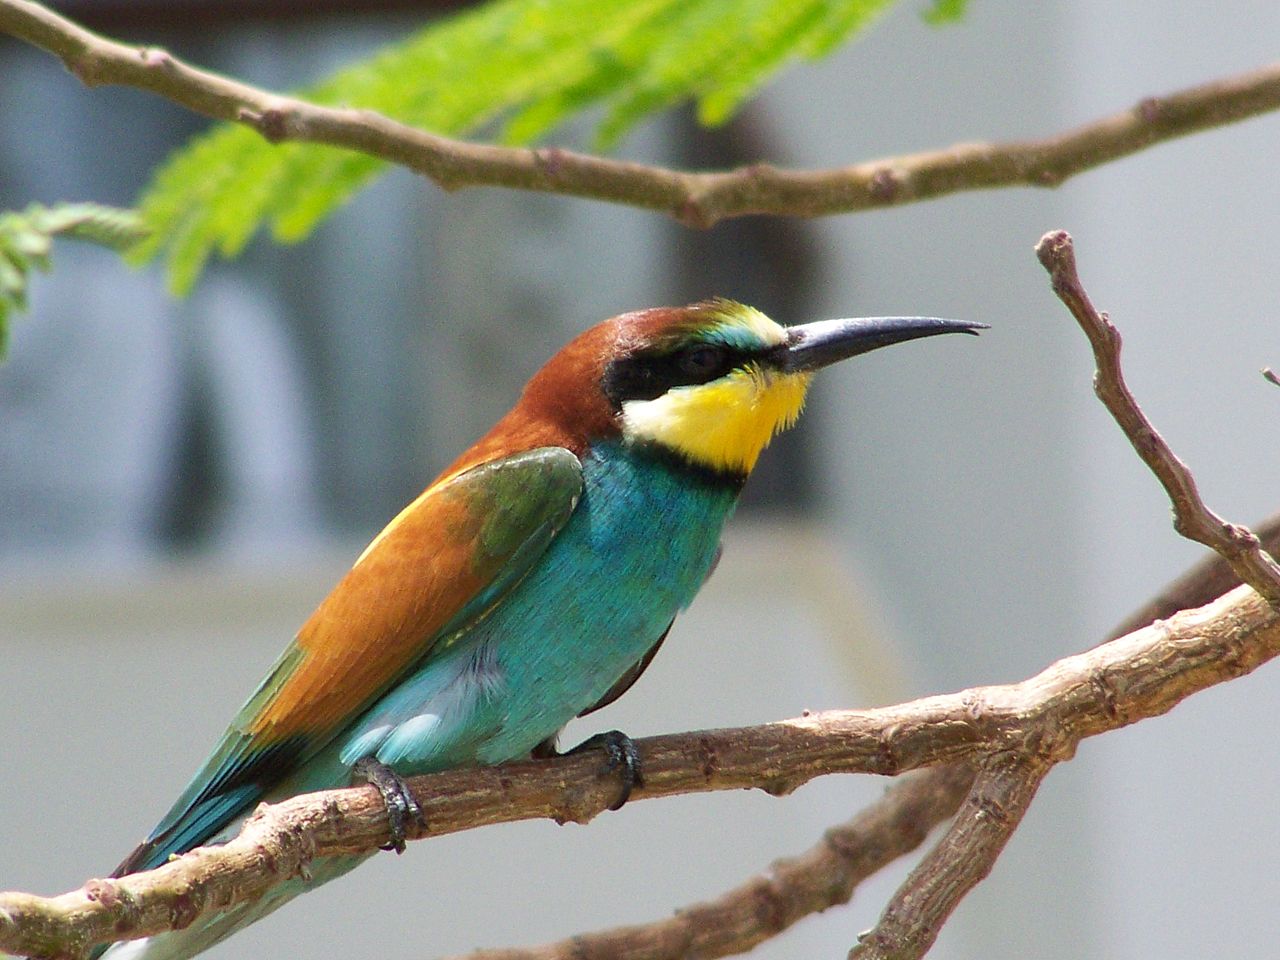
top-left (94, 853), bottom-right (369, 960)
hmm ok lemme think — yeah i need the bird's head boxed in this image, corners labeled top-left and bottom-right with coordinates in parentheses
top-left (450, 300), bottom-right (983, 484)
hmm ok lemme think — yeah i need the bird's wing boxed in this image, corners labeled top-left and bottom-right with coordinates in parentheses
top-left (576, 619), bottom-right (672, 718)
top-left (576, 540), bottom-right (721, 718)
top-left (114, 447), bottom-right (583, 876)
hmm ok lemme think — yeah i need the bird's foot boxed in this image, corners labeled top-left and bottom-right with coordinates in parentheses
top-left (565, 730), bottom-right (644, 811)
top-left (352, 757), bottom-right (425, 854)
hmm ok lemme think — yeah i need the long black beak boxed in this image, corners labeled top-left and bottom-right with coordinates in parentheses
top-left (779, 316), bottom-right (987, 373)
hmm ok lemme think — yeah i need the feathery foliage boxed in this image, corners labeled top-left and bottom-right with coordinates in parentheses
top-left (135, 0), bottom-right (968, 293)
top-left (922, 0), bottom-right (967, 24)
top-left (0, 203), bottom-right (146, 359)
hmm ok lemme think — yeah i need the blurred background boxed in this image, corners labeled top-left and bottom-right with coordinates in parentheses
top-left (3, 1), bottom-right (1280, 957)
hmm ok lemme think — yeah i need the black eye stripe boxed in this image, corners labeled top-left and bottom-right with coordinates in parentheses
top-left (676, 345), bottom-right (726, 376)
top-left (603, 343), bottom-right (752, 407)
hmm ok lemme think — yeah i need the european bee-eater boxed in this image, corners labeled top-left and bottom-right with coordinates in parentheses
top-left (98, 300), bottom-right (981, 959)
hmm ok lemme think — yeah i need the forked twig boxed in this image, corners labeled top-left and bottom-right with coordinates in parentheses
top-left (1035, 230), bottom-right (1280, 608)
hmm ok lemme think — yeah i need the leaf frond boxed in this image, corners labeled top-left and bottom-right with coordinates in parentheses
top-left (0, 202), bottom-right (146, 360)
top-left (137, 0), bottom-right (924, 291)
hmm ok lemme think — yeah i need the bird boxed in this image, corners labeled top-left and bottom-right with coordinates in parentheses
top-left (96, 300), bottom-right (982, 959)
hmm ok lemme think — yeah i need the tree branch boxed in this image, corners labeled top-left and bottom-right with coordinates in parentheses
top-left (3, 578), bottom-right (1278, 957)
top-left (2, 0), bottom-right (1280, 227)
top-left (831, 232), bottom-right (1280, 960)
top-left (849, 757), bottom-right (1048, 960)
top-left (450, 766), bottom-right (976, 960)
top-left (1036, 230), bottom-right (1280, 608)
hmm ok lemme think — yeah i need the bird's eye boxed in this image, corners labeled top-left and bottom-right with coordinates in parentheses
top-left (676, 345), bottom-right (727, 378)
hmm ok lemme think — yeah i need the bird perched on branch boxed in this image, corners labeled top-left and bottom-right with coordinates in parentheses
top-left (99, 300), bottom-right (982, 960)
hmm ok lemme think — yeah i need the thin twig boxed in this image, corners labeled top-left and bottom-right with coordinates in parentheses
top-left (1036, 230), bottom-right (1280, 608)
top-left (841, 234), bottom-right (1280, 960)
top-left (2, 0), bottom-right (1280, 226)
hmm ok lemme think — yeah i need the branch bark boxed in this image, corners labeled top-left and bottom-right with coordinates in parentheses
top-left (832, 232), bottom-right (1280, 959)
top-left (848, 757), bottom-right (1048, 960)
top-left (1, 0), bottom-right (1280, 227)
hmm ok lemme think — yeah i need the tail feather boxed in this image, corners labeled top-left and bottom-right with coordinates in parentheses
top-left (97, 854), bottom-right (369, 960)
top-left (97, 747), bottom-right (365, 959)
top-left (111, 786), bottom-right (260, 878)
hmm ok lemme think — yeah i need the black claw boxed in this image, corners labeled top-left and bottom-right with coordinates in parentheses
top-left (567, 730), bottom-right (643, 811)
top-left (352, 757), bottom-right (425, 854)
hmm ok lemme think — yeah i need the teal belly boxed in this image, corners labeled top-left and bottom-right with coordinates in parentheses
top-left (323, 442), bottom-right (737, 778)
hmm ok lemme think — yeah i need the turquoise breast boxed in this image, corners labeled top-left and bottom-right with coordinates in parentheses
top-left (329, 441), bottom-right (739, 776)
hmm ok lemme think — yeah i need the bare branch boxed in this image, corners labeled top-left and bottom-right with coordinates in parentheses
top-left (449, 766), bottom-right (975, 960)
top-left (2, 581), bottom-right (1278, 957)
top-left (2, 1), bottom-right (1280, 226)
top-left (848, 757), bottom-right (1048, 960)
top-left (840, 233), bottom-right (1280, 959)
top-left (834, 232), bottom-right (1280, 960)
top-left (1036, 230), bottom-right (1280, 608)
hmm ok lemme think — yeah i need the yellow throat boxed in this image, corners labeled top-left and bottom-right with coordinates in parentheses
top-left (621, 366), bottom-right (811, 475)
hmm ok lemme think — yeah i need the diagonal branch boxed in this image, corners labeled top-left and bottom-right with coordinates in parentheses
top-left (2, 0), bottom-right (1280, 227)
top-left (848, 756), bottom-right (1048, 960)
top-left (1036, 230), bottom-right (1280, 608)
top-left (837, 232), bottom-right (1280, 960)
top-left (450, 766), bottom-right (976, 960)
top-left (833, 233), bottom-right (1280, 960)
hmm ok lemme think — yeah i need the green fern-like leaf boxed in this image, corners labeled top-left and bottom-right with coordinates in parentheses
top-left (696, 0), bottom-right (887, 127)
top-left (0, 203), bottom-right (146, 360)
top-left (922, 0), bottom-right (968, 25)
top-left (137, 0), bottom-right (918, 293)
